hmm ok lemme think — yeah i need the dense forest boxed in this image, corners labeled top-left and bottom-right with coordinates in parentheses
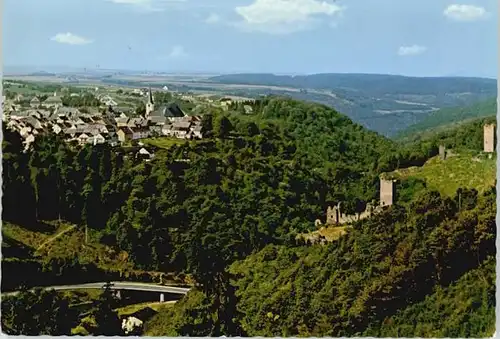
top-left (398, 115), bottom-right (497, 149)
top-left (1, 97), bottom-right (495, 336)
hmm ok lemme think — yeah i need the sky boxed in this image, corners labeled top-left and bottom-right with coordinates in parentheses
top-left (3, 0), bottom-right (498, 77)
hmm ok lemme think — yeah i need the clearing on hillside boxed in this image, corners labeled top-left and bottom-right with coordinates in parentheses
top-left (2, 221), bottom-right (135, 272)
top-left (297, 226), bottom-right (351, 244)
top-left (141, 137), bottom-right (187, 149)
top-left (387, 151), bottom-right (496, 197)
top-left (116, 302), bottom-right (174, 318)
top-left (2, 222), bottom-right (190, 285)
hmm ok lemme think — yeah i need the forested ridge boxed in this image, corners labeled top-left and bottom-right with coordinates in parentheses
top-left (398, 98), bottom-right (497, 141)
top-left (398, 115), bottom-right (496, 149)
top-left (1, 97), bottom-right (495, 336)
top-left (209, 73), bottom-right (497, 97)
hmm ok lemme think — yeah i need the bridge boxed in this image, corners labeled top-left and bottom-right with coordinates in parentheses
top-left (3, 282), bottom-right (191, 302)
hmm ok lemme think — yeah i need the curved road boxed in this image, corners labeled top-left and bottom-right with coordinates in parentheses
top-left (3, 282), bottom-right (191, 296)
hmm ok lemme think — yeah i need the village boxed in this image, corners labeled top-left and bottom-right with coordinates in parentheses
top-left (1, 85), bottom-right (213, 154)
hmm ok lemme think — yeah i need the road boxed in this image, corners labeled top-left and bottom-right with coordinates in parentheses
top-left (2, 282), bottom-right (191, 296)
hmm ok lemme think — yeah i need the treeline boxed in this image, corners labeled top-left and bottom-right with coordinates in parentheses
top-left (229, 97), bottom-right (443, 172)
top-left (2, 283), bottom-right (123, 336)
top-left (399, 115), bottom-right (497, 149)
top-left (430, 116), bottom-right (496, 151)
top-left (398, 98), bottom-right (497, 139)
top-left (61, 93), bottom-right (102, 107)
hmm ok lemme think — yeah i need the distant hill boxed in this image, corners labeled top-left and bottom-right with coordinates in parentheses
top-left (208, 73), bottom-right (497, 137)
top-left (209, 73), bottom-right (496, 96)
top-left (397, 98), bottom-right (497, 140)
top-left (28, 71), bottom-right (56, 77)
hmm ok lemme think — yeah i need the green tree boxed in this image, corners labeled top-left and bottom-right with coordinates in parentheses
top-left (214, 115), bottom-right (233, 139)
top-left (245, 121), bottom-right (260, 137)
top-left (201, 113), bottom-right (214, 137)
top-left (91, 282), bottom-right (123, 336)
top-left (1, 289), bottom-right (77, 335)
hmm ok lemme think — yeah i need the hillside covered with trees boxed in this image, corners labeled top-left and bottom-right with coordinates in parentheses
top-left (2, 96), bottom-right (495, 336)
top-left (397, 98), bottom-right (497, 141)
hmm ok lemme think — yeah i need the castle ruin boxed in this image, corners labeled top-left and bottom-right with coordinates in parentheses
top-left (484, 123), bottom-right (495, 153)
top-left (316, 178), bottom-right (397, 227)
top-left (323, 201), bottom-right (381, 226)
top-left (439, 145), bottom-right (446, 160)
top-left (380, 178), bottom-right (396, 207)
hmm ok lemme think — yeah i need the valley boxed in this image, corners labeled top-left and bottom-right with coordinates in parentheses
top-left (1, 76), bottom-right (496, 336)
top-left (5, 72), bottom-right (496, 137)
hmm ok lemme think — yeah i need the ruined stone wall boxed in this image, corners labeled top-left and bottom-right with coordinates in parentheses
top-left (484, 124), bottom-right (495, 153)
top-left (324, 202), bottom-right (379, 226)
top-left (326, 206), bottom-right (339, 224)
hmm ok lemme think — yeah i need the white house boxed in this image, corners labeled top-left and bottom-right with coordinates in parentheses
top-left (122, 317), bottom-right (143, 335)
top-left (77, 133), bottom-right (90, 145)
top-left (88, 133), bottom-right (106, 145)
top-left (52, 124), bottom-right (63, 135)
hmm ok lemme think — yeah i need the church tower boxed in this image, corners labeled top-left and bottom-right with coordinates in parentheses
top-left (146, 87), bottom-right (155, 116)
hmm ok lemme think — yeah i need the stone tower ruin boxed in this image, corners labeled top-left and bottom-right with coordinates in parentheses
top-left (380, 178), bottom-right (396, 207)
top-left (439, 145), bottom-right (446, 160)
top-left (484, 124), bottom-right (495, 153)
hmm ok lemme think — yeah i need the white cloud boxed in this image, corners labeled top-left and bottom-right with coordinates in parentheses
top-left (398, 45), bottom-right (427, 56)
top-left (108, 0), bottom-right (186, 12)
top-left (234, 0), bottom-right (345, 34)
top-left (50, 33), bottom-right (93, 45)
top-left (205, 13), bottom-right (221, 24)
top-left (169, 45), bottom-right (188, 58)
top-left (443, 4), bottom-right (487, 22)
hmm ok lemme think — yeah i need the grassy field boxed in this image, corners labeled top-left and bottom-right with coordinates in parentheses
top-left (2, 221), bottom-right (193, 285)
top-left (58, 289), bottom-right (103, 306)
top-left (388, 151), bottom-right (496, 197)
top-left (2, 221), bottom-right (67, 250)
top-left (2, 221), bottom-right (136, 271)
top-left (298, 225), bottom-right (350, 243)
top-left (34, 225), bottom-right (136, 272)
top-left (142, 137), bottom-right (188, 149)
top-left (115, 301), bottom-right (173, 317)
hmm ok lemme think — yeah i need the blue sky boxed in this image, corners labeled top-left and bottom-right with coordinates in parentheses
top-left (3, 0), bottom-right (498, 77)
